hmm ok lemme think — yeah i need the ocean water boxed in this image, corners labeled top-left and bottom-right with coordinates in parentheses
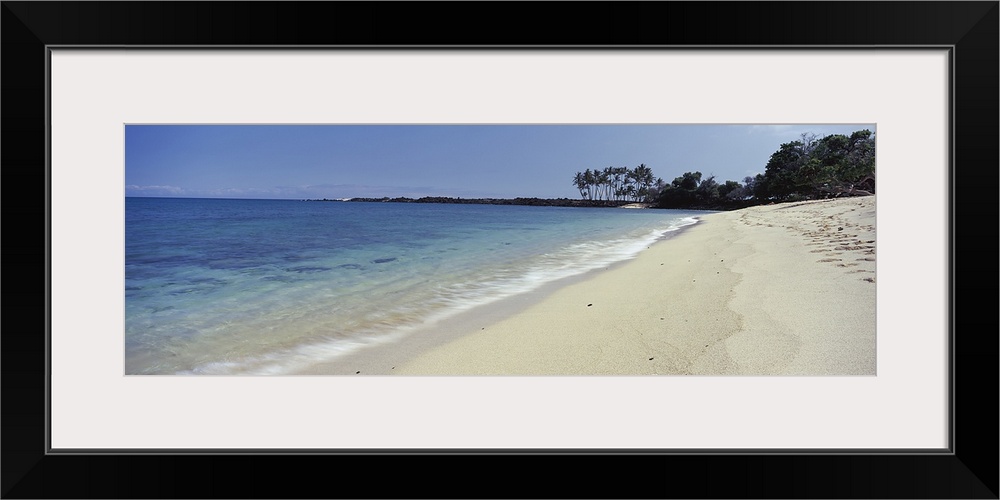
top-left (125, 198), bottom-right (703, 375)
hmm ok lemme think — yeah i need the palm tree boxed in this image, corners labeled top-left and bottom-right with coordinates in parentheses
top-left (633, 164), bottom-right (655, 201)
top-left (613, 166), bottom-right (629, 202)
top-left (648, 177), bottom-right (666, 202)
top-left (573, 164), bottom-right (664, 203)
top-left (597, 167), bottom-right (610, 202)
top-left (573, 171), bottom-right (588, 199)
top-left (584, 169), bottom-right (597, 200)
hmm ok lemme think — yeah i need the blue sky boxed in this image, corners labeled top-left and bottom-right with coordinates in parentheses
top-left (125, 124), bottom-right (875, 199)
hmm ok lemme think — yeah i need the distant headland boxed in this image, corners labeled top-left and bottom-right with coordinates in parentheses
top-left (304, 197), bottom-right (653, 208)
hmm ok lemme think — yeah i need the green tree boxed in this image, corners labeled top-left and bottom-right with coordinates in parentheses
top-left (695, 175), bottom-right (720, 203)
top-left (631, 164), bottom-right (655, 202)
top-left (584, 169), bottom-right (597, 200)
top-left (840, 130), bottom-right (876, 190)
top-left (573, 171), bottom-right (588, 199)
top-left (673, 171), bottom-right (701, 191)
top-left (750, 173), bottom-right (770, 200)
top-left (600, 167), bottom-right (613, 202)
top-left (657, 171), bottom-right (702, 208)
top-left (648, 177), bottom-right (666, 201)
top-left (761, 140), bottom-right (807, 199)
top-left (718, 180), bottom-right (742, 198)
top-left (756, 129), bottom-right (875, 201)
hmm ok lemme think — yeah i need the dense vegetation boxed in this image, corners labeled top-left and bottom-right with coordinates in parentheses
top-left (573, 130), bottom-right (875, 210)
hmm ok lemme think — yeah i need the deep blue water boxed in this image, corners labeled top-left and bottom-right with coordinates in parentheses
top-left (125, 198), bottom-right (702, 374)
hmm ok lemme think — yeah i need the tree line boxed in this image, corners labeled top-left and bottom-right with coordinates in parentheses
top-left (571, 165), bottom-right (662, 204)
top-left (573, 130), bottom-right (875, 210)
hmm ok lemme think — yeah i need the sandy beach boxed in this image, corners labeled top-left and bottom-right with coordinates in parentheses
top-left (300, 196), bottom-right (876, 376)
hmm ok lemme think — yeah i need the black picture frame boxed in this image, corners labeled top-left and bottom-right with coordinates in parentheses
top-left (4, 2), bottom-right (997, 498)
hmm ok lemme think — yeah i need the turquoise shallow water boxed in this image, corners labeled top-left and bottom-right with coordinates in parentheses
top-left (124, 198), bottom-right (703, 374)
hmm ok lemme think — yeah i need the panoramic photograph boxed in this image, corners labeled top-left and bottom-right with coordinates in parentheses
top-left (125, 124), bottom-right (876, 376)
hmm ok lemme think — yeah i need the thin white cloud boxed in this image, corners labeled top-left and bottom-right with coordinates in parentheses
top-left (125, 184), bottom-right (185, 196)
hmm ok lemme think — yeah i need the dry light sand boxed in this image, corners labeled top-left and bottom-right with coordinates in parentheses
top-left (302, 196), bottom-right (876, 376)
